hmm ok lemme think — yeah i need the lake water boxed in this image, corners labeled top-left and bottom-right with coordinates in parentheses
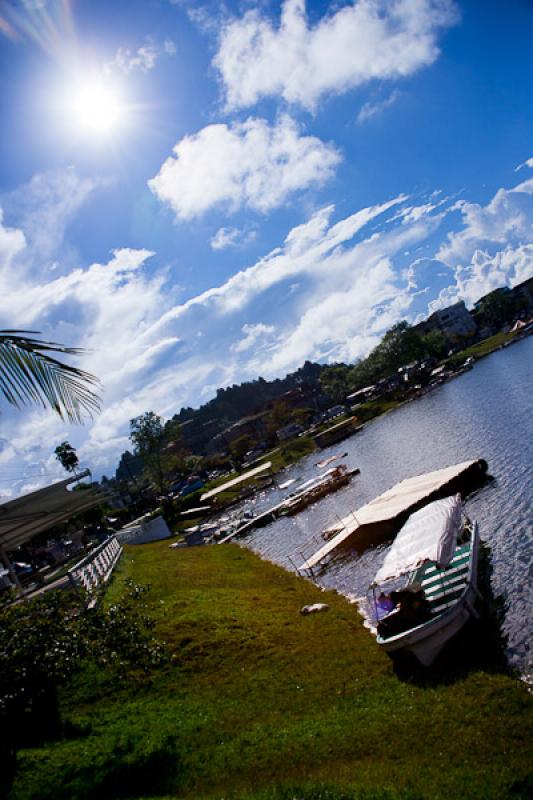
top-left (239, 337), bottom-right (533, 679)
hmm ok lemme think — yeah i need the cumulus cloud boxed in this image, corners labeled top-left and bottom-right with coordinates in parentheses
top-left (436, 177), bottom-right (533, 267)
top-left (2, 246), bottom-right (191, 486)
top-left (214, 0), bottom-right (459, 111)
top-left (429, 244), bottom-right (533, 312)
top-left (105, 37), bottom-right (176, 75)
top-left (149, 115), bottom-right (341, 220)
top-left (425, 174), bottom-right (533, 310)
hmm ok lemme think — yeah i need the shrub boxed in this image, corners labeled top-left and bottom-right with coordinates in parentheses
top-left (0, 581), bottom-right (166, 794)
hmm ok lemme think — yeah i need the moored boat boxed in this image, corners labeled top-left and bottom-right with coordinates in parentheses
top-left (369, 494), bottom-right (482, 666)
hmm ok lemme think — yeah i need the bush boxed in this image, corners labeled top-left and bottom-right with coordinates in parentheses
top-left (0, 581), bottom-right (166, 794)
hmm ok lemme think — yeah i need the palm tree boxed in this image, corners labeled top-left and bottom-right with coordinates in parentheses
top-left (0, 330), bottom-right (101, 424)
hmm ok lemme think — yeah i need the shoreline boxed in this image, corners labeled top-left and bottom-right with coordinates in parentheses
top-left (196, 329), bottom-right (529, 514)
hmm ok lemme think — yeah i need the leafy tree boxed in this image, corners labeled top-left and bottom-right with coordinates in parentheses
top-left (130, 411), bottom-right (173, 494)
top-left (290, 406), bottom-right (313, 428)
top-left (348, 322), bottom-right (426, 391)
top-left (475, 290), bottom-right (515, 330)
top-left (0, 330), bottom-right (100, 423)
top-left (319, 365), bottom-right (350, 403)
top-left (115, 449), bottom-right (144, 483)
top-left (372, 321), bottom-right (425, 371)
top-left (229, 434), bottom-right (254, 468)
top-left (184, 454), bottom-right (203, 473)
top-left (54, 441), bottom-right (79, 474)
top-left (420, 329), bottom-right (448, 358)
top-left (265, 400), bottom-right (290, 441)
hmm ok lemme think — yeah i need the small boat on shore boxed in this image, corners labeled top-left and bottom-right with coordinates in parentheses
top-left (369, 494), bottom-right (482, 666)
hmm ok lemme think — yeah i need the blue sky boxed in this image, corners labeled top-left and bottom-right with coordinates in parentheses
top-left (0, 0), bottom-right (532, 495)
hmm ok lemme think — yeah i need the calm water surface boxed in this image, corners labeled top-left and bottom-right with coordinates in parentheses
top-left (239, 337), bottom-right (533, 678)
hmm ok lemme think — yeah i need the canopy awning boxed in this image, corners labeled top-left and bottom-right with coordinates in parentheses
top-left (373, 494), bottom-right (463, 585)
top-left (0, 471), bottom-right (107, 552)
top-left (201, 461), bottom-right (272, 501)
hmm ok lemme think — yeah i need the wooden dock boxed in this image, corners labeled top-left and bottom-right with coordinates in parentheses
top-left (298, 459), bottom-right (488, 574)
top-left (218, 466), bottom-right (360, 544)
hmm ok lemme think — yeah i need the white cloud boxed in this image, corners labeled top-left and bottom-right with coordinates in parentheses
top-left (357, 90), bottom-right (401, 123)
top-left (105, 37), bottom-right (176, 75)
top-left (210, 226), bottom-right (256, 250)
top-left (426, 175), bottom-right (533, 310)
top-left (214, 0), bottom-right (459, 111)
top-left (0, 209), bottom-right (26, 269)
top-left (515, 156), bottom-right (533, 172)
top-left (146, 194), bottom-right (407, 334)
top-left (3, 167), bottom-right (532, 495)
top-left (149, 115), bottom-right (341, 220)
top-left (232, 322), bottom-right (275, 353)
top-left (429, 244), bottom-right (533, 312)
top-left (436, 177), bottom-right (533, 267)
top-left (1, 168), bottom-right (103, 274)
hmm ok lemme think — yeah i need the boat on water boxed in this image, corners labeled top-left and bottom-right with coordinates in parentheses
top-left (315, 452), bottom-right (348, 470)
top-left (299, 459), bottom-right (488, 574)
top-left (280, 464), bottom-right (358, 516)
top-left (369, 494), bottom-right (482, 666)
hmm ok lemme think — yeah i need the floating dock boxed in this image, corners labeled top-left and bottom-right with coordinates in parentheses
top-left (298, 459), bottom-right (488, 574)
top-left (218, 466), bottom-right (360, 544)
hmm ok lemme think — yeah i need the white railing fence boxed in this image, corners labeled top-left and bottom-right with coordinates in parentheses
top-left (68, 536), bottom-right (122, 597)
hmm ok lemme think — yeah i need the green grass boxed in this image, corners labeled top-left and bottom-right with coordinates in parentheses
top-left (448, 331), bottom-right (518, 365)
top-left (352, 399), bottom-right (401, 423)
top-left (11, 543), bottom-right (532, 800)
top-left (267, 435), bottom-right (317, 471)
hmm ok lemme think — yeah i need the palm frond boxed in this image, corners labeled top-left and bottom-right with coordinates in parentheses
top-left (0, 331), bottom-right (102, 424)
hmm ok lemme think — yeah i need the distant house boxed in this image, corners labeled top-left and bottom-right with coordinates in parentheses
top-left (414, 300), bottom-right (477, 339)
top-left (397, 360), bottom-right (436, 384)
top-left (323, 404), bottom-right (346, 420)
top-left (379, 372), bottom-right (403, 391)
top-left (346, 385), bottom-right (378, 404)
top-left (276, 423), bottom-right (304, 441)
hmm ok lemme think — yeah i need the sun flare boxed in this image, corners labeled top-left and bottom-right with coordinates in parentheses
top-left (68, 78), bottom-right (124, 136)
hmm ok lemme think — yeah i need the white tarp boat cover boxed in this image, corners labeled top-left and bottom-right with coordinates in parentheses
top-left (301, 460), bottom-right (481, 571)
top-left (373, 494), bottom-right (463, 585)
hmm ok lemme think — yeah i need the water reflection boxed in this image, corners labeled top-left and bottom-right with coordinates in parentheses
top-left (239, 337), bottom-right (533, 679)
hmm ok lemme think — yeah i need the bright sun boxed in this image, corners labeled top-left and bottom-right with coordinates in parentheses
top-left (69, 79), bottom-right (124, 136)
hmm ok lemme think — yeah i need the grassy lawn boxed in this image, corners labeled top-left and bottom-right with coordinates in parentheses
top-left (352, 399), bottom-right (402, 423)
top-left (10, 542), bottom-right (532, 800)
top-left (448, 331), bottom-right (518, 364)
top-left (265, 436), bottom-right (317, 472)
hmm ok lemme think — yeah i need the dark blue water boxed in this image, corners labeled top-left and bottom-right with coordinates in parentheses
top-left (241, 337), bottom-right (533, 679)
